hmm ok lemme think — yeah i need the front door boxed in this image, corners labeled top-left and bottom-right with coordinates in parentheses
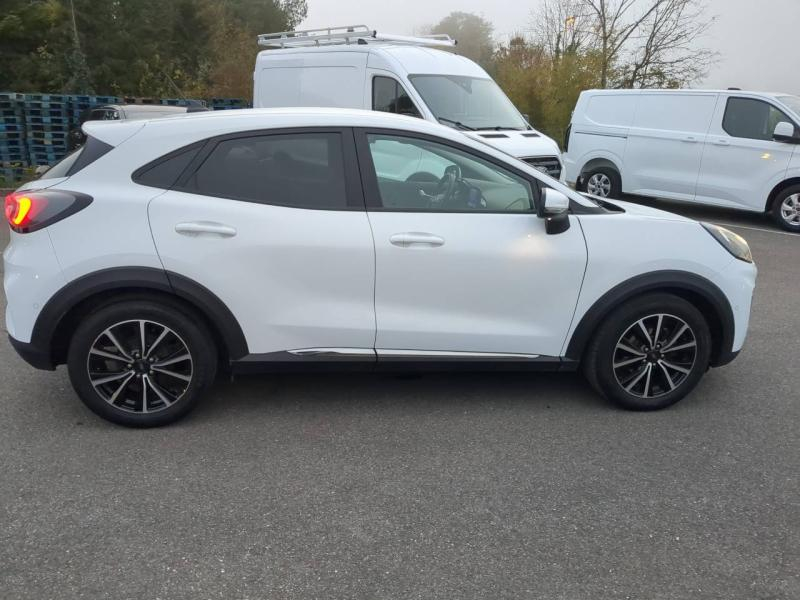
top-left (356, 130), bottom-right (587, 358)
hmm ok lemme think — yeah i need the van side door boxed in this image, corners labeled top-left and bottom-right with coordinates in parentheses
top-left (695, 95), bottom-right (797, 211)
top-left (623, 93), bottom-right (718, 202)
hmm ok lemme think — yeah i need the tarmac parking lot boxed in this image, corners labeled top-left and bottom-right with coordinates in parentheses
top-left (1, 199), bottom-right (798, 599)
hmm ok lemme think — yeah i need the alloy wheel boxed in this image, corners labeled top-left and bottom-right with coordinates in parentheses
top-left (780, 193), bottom-right (800, 226)
top-left (587, 173), bottom-right (612, 197)
top-left (86, 319), bottom-right (193, 414)
top-left (612, 313), bottom-right (697, 399)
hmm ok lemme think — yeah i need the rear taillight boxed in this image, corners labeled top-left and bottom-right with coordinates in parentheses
top-left (4, 190), bottom-right (92, 233)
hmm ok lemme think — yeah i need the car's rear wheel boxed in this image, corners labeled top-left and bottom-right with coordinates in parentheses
top-left (770, 185), bottom-right (800, 232)
top-left (583, 293), bottom-right (712, 411)
top-left (582, 166), bottom-right (622, 199)
top-left (67, 299), bottom-right (217, 427)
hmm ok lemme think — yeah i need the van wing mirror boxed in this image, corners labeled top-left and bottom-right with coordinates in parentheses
top-left (540, 188), bottom-right (571, 235)
top-left (773, 121), bottom-right (800, 143)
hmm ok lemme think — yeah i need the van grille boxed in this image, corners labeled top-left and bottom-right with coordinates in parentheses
top-left (522, 156), bottom-right (562, 179)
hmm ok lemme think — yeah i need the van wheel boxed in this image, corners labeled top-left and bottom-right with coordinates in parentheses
top-left (583, 293), bottom-right (711, 411)
top-left (583, 167), bottom-right (621, 199)
top-left (771, 185), bottom-right (800, 232)
top-left (67, 300), bottom-right (217, 427)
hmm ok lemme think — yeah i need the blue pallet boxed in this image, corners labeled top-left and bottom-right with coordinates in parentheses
top-left (26, 129), bottom-right (68, 137)
top-left (0, 123), bottom-right (23, 132)
top-left (1, 110), bottom-right (23, 119)
top-left (24, 93), bottom-right (69, 102)
top-left (26, 115), bottom-right (70, 124)
top-left (26, 122), bottom-right (70, 132)
top-left (24, 107), bottom-right (67, 117)
top-left (0, 137), bottom-right (25, 146)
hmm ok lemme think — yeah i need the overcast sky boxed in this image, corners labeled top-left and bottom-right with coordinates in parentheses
top-left (300, 0), bottom-right (800, 95)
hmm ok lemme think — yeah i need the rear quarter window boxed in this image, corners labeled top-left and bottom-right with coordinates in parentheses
top-left (41, 136), bottom-right (113, 180)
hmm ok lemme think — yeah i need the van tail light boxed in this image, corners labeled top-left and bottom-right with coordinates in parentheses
top-left (4, 190), bottom-right (92, 233)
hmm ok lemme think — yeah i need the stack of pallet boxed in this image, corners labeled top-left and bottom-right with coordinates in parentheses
top-left (24, 94), bottom-right (71, 167)
top-left (0, 93), bottom-right (26, 185)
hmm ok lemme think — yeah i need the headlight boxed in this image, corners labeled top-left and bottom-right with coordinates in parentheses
top-left (701, 223), bottom-right (753, 263)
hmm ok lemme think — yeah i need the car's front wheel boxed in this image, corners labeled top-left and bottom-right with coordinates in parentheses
top-left (583, 293), bottom-right (712, 411)
top-left (67, 299), bottom-right (217, 427)
top-left (582, 166), bottom-right (622, 199)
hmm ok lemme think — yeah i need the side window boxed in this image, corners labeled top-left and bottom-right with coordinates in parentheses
top-left (133, 143), bottom-right (203, 189)
top-left (723, 97), bottom-right (796, 141)
top-left (372, 76), bottom-right (421, 118)
top-left (184, 133), bottom-right (348, 209)
top-left (366, 134), bottom-right (534, 212)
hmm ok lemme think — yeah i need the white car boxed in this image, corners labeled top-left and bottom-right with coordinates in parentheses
top-left (254, 25), bottom-right (565, 180)
top-left (564, 89), bottom-right (800, 231)
top-left (3, 108), bottom-right (756, 427)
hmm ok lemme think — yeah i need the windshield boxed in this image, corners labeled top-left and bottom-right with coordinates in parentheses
top-left (777, 95), bottom-right (800, 118)
top-left (409, 74), bottom-right (528, 131)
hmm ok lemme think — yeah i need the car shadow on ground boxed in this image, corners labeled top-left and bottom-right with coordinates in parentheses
top-left (190, 369), bottom-right (606, 424)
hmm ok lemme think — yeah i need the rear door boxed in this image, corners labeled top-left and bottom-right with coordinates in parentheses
top-left (695, 95), bottom-right (797, 211)
top-left (623, 93), bottom-right (718, 201)
top-left (146, 128), bottom-right (376, 356)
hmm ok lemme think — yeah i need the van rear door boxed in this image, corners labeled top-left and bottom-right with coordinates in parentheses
top-left (254, 51), bottom-right (367, 109)
top-left (623, 92), bottom-right (718, 202)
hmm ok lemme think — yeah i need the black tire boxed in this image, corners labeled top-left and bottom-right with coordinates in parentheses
top-left (581, 166), bottom-right (622, 199)
top-left (583, 293), bottom-right (711, 411)
top-left (770, 184), bottom-right (800, 232)
top-left (67, 299), bottom-right (217, 427)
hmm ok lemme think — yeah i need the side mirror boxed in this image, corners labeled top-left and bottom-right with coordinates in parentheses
top-left (773, 121), bottom-right (800, 143)
top-left (540, 188), bottom-right (570, 235)
top-left (34, 165), bottom-right (51, 178)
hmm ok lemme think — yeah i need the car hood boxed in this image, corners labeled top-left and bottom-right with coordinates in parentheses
top-left (462, 129), bottom-right (562, 159)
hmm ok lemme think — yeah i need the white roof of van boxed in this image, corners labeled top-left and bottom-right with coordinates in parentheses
top-left (581, 88), bottom-right (794, 98)
top-left (255, 44), bottom-right (489, 78)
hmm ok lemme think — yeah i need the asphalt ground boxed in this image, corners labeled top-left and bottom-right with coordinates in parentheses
top-left (1, 197), bottom-right (798, 599)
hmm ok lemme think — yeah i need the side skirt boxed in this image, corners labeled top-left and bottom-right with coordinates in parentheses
top-left (230, 348), bottom-right (578, 374)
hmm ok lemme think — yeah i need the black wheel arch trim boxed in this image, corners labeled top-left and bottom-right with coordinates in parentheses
top-left (566, 270), bottom-right (735, 367)
top-left (28, 266), bottom-right (248, 368)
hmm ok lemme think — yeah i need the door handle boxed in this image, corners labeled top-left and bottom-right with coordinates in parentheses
top-left (175, 222), bottom-right (237, 237)
top-left (712, 139), bottom-right (730, 146)
top-left (683, 136), bottom-right (699, 143)
top-left (389, 232), bottom-right (445, 248)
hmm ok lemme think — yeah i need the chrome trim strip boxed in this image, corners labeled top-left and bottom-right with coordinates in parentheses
top-left (376, 349), bottom-right (541, 360)
top-left (288, 348), bottom-right (376, 357)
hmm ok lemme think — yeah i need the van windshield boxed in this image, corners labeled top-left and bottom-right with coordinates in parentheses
top-left (409, 74), bottom-right (528, 131)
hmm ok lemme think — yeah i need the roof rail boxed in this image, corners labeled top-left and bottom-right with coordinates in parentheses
top-left (257, 25), bottom-right (457, 49)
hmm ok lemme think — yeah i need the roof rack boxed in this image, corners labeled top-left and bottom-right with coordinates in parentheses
top-left (257, 25), bottom-right (457, 49)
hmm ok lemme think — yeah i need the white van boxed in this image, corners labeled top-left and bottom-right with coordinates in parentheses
top-left (564, 89), bottom-right (800, 231)
top-left (253, 25), bottom-right (564, 180)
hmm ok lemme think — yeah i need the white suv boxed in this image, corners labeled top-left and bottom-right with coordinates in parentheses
top-left (3, 108), bottom-right (757, 427)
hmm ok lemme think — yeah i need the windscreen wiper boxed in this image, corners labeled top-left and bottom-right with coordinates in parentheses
top-left (436, 117), bottom-right (476, 131)
top-left (476, 126), bottom-right (525, 131)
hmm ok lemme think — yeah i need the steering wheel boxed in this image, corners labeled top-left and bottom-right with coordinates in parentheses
top-left (429, 164), bottom-right (461, 208)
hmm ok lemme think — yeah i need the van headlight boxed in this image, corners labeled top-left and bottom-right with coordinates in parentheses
top-left (701, 223), bottom-right (753, 263)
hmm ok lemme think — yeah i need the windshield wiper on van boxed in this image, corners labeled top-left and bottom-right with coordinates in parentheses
top-left (436, 117), bottom-right (476, 131)
top-left (476, 126), bottom-right (526, 131)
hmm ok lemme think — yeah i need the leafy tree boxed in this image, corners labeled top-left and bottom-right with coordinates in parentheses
top-left (424, 11), bottom-right (495, 68)
top-left (0, 0), bottom-right (307, 97)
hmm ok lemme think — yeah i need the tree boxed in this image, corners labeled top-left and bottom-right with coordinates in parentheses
top-left (0, 0), bottom-right (308, 97)
top-left (535, 0), bottom-right (715, 89)
top-left (424, 12), bottom-right (495, 68)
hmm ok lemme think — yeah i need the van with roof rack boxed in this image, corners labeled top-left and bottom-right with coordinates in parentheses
top-left (252, 25), bottom-right (565, 180)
